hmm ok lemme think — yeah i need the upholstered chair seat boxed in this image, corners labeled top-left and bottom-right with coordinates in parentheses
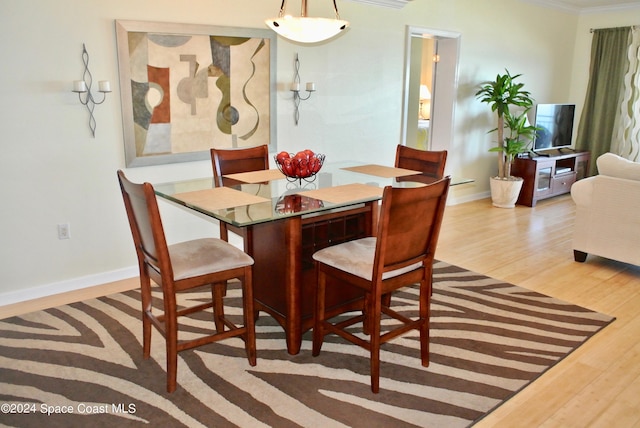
top-left (169, 238), bottom-right (254, 280)
top-left (313, 237), bottom-right (422, 281)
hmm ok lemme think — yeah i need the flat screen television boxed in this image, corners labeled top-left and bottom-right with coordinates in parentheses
top-left (533, 103), bottom-right (576, 151)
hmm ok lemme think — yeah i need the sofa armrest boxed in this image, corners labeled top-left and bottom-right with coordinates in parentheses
top-left (572, 175), bottom-right (640, 209)
top-left (571, 174), bottom-right (640, 265)
top-left (590, 175), bottom-right (640, 215)
top-left (570, 176), bottom-right (594, 208)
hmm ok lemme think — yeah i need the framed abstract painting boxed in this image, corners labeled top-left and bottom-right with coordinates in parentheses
top-left (115, 20), bottom-right (277, 167)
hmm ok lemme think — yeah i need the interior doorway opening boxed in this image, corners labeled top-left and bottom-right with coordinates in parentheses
top-left (401, 27), bottom-right (460, 156)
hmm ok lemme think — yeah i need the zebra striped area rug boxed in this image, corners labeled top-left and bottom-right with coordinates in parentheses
top-left (0, 261), bottom-right (613, 428)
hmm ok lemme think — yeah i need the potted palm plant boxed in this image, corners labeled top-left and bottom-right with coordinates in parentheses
top-left (476, 70), bottom-right (536, 207)
top-left (502, 110), bottom-right (538, 176)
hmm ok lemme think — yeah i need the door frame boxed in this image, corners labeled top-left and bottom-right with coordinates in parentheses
top-left (400, 26), bottom-right (461, 153)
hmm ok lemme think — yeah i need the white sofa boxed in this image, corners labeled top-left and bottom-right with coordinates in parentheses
top-left (571, 153), bottom-right (640, 265)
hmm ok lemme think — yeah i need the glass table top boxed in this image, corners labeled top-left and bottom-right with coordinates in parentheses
top-left (153, 161), bottom-right (466, 227)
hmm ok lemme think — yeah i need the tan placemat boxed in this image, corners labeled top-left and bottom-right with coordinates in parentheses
top-left (297, 183), bottom-right (383, 204)
top-left (223, 169), bottom-right (285, 183)
top-left (341, 164), bottom-right (421, 178)
top-left (172, 187), bottom-right (270, 211)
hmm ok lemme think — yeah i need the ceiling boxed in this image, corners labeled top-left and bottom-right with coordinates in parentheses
top-left (556, 0), bottom-right (638, 5)
top-left (351, 0), bottom-right (640, 12)
top-left (520, 0), bottom-right (640, 12)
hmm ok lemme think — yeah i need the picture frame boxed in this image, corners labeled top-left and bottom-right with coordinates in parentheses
top-left (115, 20), bottom-right (277, 167)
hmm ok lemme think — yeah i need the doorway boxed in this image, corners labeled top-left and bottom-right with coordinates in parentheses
top-left (401, 26), bottom-right (460, 154)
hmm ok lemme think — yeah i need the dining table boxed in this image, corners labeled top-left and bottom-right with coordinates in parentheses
top-left (154, 161), bottom-right (451, 355)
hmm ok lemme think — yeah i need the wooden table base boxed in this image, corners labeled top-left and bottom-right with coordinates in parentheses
top-left (244, 202), bottom-right (375, 354)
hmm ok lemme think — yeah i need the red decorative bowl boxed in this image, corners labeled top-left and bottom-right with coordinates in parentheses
top-left (274, 150), bottom-right (325, 183)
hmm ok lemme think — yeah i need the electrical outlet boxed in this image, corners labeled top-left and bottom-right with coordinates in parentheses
top-left (58, 223), bottom-right (70, 240)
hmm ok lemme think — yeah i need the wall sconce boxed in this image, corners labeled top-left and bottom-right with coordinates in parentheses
top-left (419, 84), bottom-right (431, 120)
top-left (72, 43), bottom-right (111, 137)
top-left (290, 53), bottom-right (316, 125)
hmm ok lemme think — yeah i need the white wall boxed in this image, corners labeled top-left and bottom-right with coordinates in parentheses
top-left (0, 0), bottom-right (636, 303)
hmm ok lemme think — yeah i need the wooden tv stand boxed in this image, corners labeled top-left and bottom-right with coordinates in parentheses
top-left (512, 150), bottom-right (590, 207)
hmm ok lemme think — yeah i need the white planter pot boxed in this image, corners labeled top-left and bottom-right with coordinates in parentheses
top-left (490, 176), bottom-right (524, 208)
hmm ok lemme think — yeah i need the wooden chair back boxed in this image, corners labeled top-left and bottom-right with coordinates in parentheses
top-left (395, 145), bottom-right (447, 183)
top-left (210, 145), bottom-right (269, 242)
top-left (211, 145), bottom-right (269, 186)
top-left (375, 178), bottom-right (450, 282)
top-left (117, 170), bottom-right (172, 283)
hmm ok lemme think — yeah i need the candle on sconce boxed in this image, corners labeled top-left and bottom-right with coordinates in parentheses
top-left (306, 82), bottom-right (316, 92)
top-left (98, 80), bottom-right (111, 92)
top-left (290, 82), bottom-right (300, 92)
top-left (73, 80), bottom-right (87, 93)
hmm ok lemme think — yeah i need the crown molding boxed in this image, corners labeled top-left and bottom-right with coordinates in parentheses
top-left (519, 0), bottom-right (579, 13)
top-left (519, 0), bottom-right (640, 15)
top-left (579, 2), bottom-right (640, 14)
top-left (343, 0), bottom-right (413, 9)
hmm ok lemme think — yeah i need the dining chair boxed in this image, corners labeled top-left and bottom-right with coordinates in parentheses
top-left (395, 144), bottom-right (447, 183)
top-left (388, 144), bottom-right (448, 303)
top-left (117, 170), bottom-right (257, 393)
top-left (312, 177), bottom-right (450, 393)
top-left (210, 145), bottom-right (269, 242)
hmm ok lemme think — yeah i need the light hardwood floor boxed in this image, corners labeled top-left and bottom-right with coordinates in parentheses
top-left (2, 194), bottom-right (639, 427)
top-left (437, 194), bottom-right (640, 428)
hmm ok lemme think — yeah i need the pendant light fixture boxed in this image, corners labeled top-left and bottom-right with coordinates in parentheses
top-left (265, 0), bottom-right (349, 44)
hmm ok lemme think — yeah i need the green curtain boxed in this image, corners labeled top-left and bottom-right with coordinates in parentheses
top-left (575, 27), bottom-right (631, 176)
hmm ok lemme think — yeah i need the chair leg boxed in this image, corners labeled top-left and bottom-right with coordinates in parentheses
top-left (212, 282), bottom-right (226, 333)
top-left (419, 277), bottom-right (431, 367)
top-left (165, 315), bottom-right (179, 393)
top-left (381, 292), bottom-right (392, 308)
top-left (362, 292), bottom-right (372, 336)
top-left (142, 313), bottom-right (152, 359)
top-left (241, 267), bottom-right (257, 366)
top-left (312, 269), bottom-right (327, 356)
top-left (219, 222), bottom-right (229, 242)
top-left (140, 275), bottom-right (153, 359)
top-left (369, 295), bottom-right (382, 394)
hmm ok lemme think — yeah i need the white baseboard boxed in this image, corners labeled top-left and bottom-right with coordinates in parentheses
top-left (447, 191), bottom-right (490, 205)
top-left (0, 191), bottom-right (489, 309)
top-left (0, 266), bottom-right (138, 307)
